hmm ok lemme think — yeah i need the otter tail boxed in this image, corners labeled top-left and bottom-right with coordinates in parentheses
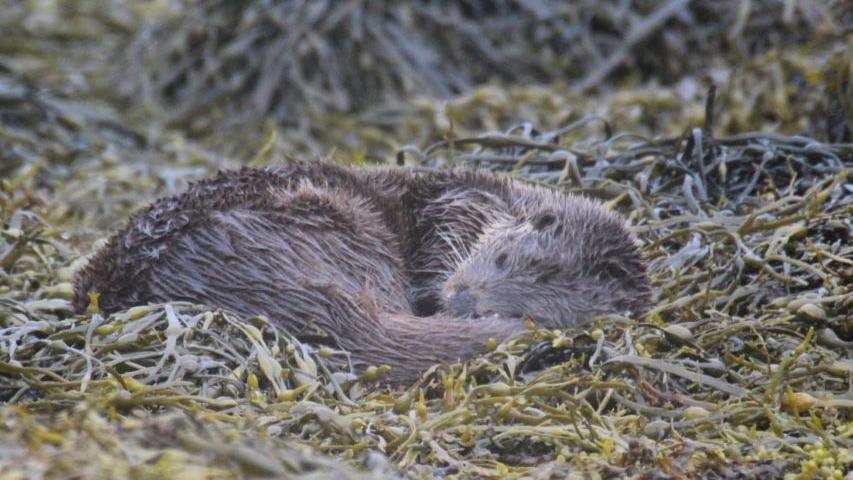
top-left (355, 313), bottom-right (524, 384)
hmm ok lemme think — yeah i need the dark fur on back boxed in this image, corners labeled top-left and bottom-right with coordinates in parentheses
top-left (74, 160), bottom-right (649, 384)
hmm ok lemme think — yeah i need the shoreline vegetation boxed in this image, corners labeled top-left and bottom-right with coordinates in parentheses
top-left (1, 1), bottom-right (850, 478)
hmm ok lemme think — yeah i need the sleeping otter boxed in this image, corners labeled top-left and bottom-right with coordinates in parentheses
top-left (73, 161), bottom-right (649, 384)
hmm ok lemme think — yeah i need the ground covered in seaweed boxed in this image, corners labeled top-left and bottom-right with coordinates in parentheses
top-left (1, 1), bottom-right (851, 478)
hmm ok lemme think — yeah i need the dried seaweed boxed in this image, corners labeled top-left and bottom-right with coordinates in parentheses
top-left (1, 1), bottom-right (852, 478)
top-left (0, 67), bottom-right (151, 188)
top-left (3, 106), bottom-right (851, 476)
top-left (0, 407), bottom-right (394, 479)
top-left (116, 0), bottom-right (849, 131)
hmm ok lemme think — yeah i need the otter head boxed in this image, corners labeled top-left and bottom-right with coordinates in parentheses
top-left (441, 193), bottom-right (648, 328)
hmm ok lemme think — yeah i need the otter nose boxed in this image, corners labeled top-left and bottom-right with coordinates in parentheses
top-left (448, 288), bottom-right (477, 317)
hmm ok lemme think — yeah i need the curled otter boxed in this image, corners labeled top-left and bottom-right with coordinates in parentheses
top-left (74, 161), bottom-right (649, 384)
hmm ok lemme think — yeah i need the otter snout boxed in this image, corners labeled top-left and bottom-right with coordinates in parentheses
top-left (447, 288), bottom-right (478, 317)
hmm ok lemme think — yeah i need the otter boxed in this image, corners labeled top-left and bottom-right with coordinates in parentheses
top-left (73, 161), bottom-right (649, 384)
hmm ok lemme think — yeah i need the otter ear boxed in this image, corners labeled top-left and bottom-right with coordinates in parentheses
top-left (530, 211), bottom-right (556, 231)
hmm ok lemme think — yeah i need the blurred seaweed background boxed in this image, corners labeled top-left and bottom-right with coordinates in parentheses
top-left (1, 1), bottom-right (851, 478)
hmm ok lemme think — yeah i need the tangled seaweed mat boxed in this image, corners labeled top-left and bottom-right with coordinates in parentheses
top-left (1, 0), bottom-right (851, 477)
top-left (118, 0), bottom-right (846, 126)
top-left (2, 115), bottom-right (852, 478)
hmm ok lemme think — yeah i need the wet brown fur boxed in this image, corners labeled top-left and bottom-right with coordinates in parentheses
top-left (74, 161), bottom-right (650, 384)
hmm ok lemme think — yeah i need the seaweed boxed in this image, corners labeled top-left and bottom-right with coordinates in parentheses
top-left (0, 0), bottom-right (851, 478)
top-left (116, 0), bottom-right (848, 129)
top-left (3, 103), bottom-right (850, 476)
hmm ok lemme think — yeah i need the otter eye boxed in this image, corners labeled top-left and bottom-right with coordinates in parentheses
top-left (531, 212), bottom-right (556, 230)
top-left (495, 252), bottom-right (508, 269)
